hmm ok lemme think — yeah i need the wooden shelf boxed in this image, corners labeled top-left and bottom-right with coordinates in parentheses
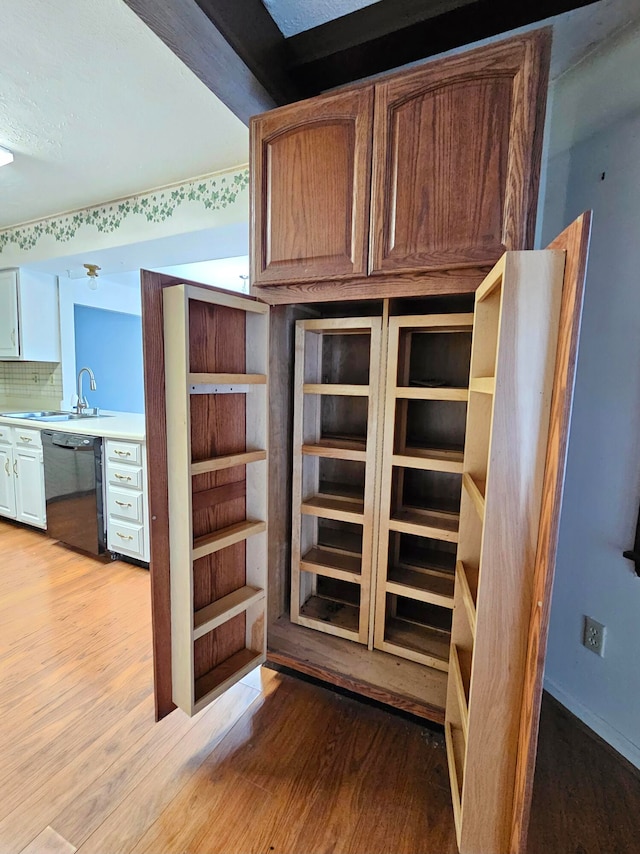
top-left (450, 644), bottom-right (470, 739)
top-left (386, 566), bottom-right (454, 608)
top-left (190, 450), bottom-right (267, 475)
top-left (193, 586), bottom-right (264, 640)
top-left (192, 519), bottom-right (266, 560)
top-left (462, 474), bottom-right (485, 522)
top-left (298, 594), bottom-right (360, 641)
top-left (382, 617), bottom-right (450, 671)
top-left (303, 383), bottom-right (369, 396)
top-left (457, 560), bottom-right (477, 636)
top-left (389, 508), bottom-right (459, 543)
top-left (302, 441), bottom-right (367, 462)
top-left (194, 648), bottom-right (263, 713)
top-left (394, 386), bottom-right (469, 402)
top-left (300, 546), bottom-right (362, 583)
top-left (392, 448), bottom-right (464, 474)
top-left (469, 376), bottom-right (495, 394)
top-left (188, 372), bottom-right (266, 386)
top-left (445, 721), bottom-right (464, 842)
top-left (301, 495), bottom-right (364, 524)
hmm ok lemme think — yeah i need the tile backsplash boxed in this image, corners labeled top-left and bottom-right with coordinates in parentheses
top-left (0, 361), bottom-right (63, 410)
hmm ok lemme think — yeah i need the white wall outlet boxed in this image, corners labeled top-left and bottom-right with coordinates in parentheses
top-left (583, 615), bottom-right (606, 656)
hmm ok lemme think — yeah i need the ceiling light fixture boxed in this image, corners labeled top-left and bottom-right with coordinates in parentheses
top-left (0, 146), bottom-right (14, 168)
top-left (84, 263), bottom-right (101, 290)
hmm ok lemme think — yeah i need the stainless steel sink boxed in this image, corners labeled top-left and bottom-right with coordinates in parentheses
top-left (1, 410), bottom-right (112, 422)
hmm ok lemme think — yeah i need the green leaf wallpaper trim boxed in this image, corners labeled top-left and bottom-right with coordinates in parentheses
top-left (0, 169), bottom-right (249, 255)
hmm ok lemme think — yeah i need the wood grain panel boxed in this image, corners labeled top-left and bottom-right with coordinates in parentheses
top-left (510, 212), bottom-right (592, 853)
top-left (193, 613), bottom-right (247, 687)
top-left (251, 87), bottom-right (373, 285)
top-left (141, 271), bottom-right (264, 720)
top-left (370, 30), bottom-right (550, 276)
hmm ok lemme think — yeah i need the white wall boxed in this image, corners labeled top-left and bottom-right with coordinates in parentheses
top-left (541, 21), bottom-right (640, 767)
top-left (58, 275), bottom-right (141, 408)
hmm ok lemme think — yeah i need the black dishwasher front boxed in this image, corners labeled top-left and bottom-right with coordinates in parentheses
top-left (42, 431), bottom-right (105, 556)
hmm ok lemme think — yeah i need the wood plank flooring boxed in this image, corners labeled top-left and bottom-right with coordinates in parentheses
top-left (1, 519), bottom-right (638, 854)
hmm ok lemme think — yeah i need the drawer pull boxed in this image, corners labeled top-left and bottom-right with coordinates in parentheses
top-left (4, 459), bottom-right (9, 476)
top-left (114, 473), bottom-right (132, 481)
top-left (13, 460), bottom-right (18, 476)
top-left (114, 450), bottom-right (131, 457)
top-left (19, 436), bottom-right (32, 442)
top-left (116, 532), bottom-right (134, 540)
top-left (115, 500), bottom-right (132, 508)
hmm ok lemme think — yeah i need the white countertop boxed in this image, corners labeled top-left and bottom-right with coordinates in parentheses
top-left (0, 410), bottom-right (146, 442)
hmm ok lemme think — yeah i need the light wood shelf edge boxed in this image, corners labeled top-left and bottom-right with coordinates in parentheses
top-left (192, 519), bottom-right (266, 560)
top-left (393, 386), bottom-right (469, 401)
top-left (386, 579), bottom-right (453, 609)
top-left (462, 473), bottom-right (485, 522)
top-left (303, 383), bottom-right (370, 397)
top-left (380, 639), bottom-right (449, 672)
top-left (457, 561), bottom-right (477, 636)
top-left (445, 722), bottom-right (463, 844)
top-left (190, 450), bottom-right (267, 475)
top-left (450, 644), bottom-right (470, 740)
top-left (391, 451), bottom-right (464, 474)
top-left (469, 376), bottom-right (495, 394)
top-left (302, 443), bottom-right (367, 462)
top-left (192, 649), bottom-right (265, 714)
top-left (193, 585), bottom-right (265, 640)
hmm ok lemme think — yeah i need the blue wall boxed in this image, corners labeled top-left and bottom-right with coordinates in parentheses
top-left (74, 305), bottom-right (144, 413)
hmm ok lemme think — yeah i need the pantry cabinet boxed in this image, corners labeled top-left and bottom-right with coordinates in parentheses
top-left (251, 31), bottom-right (550, 301)
top-left (141, 25), bottom-right (591, 854)
top-left (143, 210), bottom-right (590, 853)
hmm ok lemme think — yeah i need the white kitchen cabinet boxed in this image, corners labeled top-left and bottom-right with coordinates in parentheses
top-left (0, 444), bottom-right (16, 519)
top-left (14, 446), bottom-right (46, 528)
top-left (0, 268), bottom-right (60, 361)
top-left (106, 438), bottom-right (150, 562)
top-left (0, 427), bottom-right (45, 528)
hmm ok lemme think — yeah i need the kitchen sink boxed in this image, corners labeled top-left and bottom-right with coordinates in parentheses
top-left (1, 410), bottom-right (112, 421)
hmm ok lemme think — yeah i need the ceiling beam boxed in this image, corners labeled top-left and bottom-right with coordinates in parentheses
top-left (191, 0), bottom-right (301, 106)
top-left (287, 0), bottom-right (601, 95)
top-left (122, 0), bottom-right (281, 125)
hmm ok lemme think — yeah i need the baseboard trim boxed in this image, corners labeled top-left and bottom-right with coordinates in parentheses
top-left (544, 676), bottom-right (640, 771)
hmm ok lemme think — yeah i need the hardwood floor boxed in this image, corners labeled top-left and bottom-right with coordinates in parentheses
top-left (0, 519), bottom-right (638, 854)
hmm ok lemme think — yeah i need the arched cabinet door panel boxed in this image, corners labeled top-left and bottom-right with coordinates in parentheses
top-left (251, 88), bottom-right (373, 285)
top-left (370, 32), bottom-right (550, 276)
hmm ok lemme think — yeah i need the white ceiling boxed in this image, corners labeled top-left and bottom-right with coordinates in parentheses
top-left (0, 0), bottom-right (249, 229)
top-left (262, 0), bottom-right (380, 37)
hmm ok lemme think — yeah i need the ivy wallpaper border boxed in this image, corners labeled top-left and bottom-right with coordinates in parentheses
top-left (0, 168), bottom-right (249, 255)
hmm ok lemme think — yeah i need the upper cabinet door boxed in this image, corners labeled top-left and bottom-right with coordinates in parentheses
top-left (251, 88), bottom-right (374, 285)
top-left (0, 270), bottom-right (20, 358)
top-left (369, 32), bottom-right (550, 276)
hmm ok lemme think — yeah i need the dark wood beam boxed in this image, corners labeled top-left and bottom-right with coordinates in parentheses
top-left (287, 0), bottom-right (601, 95)
top-left (122, 0), bottom-right (279, 125)
top-left (192, 0), bottom-right (301, 105)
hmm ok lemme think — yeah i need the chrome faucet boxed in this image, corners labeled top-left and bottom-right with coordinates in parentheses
top-left (76, 367), bottom-right (97, 414)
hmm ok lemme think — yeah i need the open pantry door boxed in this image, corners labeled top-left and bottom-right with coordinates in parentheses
top-left (141, 272), bottom-right (269, 719)
top-left (443, 212), bottom-right (591, 854)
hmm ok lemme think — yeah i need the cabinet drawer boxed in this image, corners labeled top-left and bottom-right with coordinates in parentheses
top-left (107, 462), bottom-right (143, 490)
top-left (106, 439), bottom-right (141, 466)
top-left (0, 426), bottom-right (11, 445)
top-left (108, 517), bottom-right (144, 558)
top-left (107, 486), bottom-right (143, 523)
top-left (13, 427), bottom-right (42, 449)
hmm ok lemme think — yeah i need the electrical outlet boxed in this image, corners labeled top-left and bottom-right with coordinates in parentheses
top-left (583, 615), bottom-right (606, 657)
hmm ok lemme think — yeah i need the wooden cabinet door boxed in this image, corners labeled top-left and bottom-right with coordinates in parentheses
top-left (444, 213), bottom-right (590, 854)
top-left (0, 445), bottom-right (16, 519)
top-left (142, 271), bottom-right (268, 719)
top-left (370, 31), bottom-right (550, 277)
top-left (14, 447), bottom-right (46, 528)
top-left (0, 269), bottom-right (19, 358)
top-left (251, 87), bottom-right (373, 285)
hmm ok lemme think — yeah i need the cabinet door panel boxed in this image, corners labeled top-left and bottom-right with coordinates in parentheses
top-left (0, 270), bottom-right (19, 358)
top-left (15, 449), bottom-right (46, 528)
top-left (251, 88), bottom-right (373, 285)
top-left (0, 446), bottom-right (16, 519)
top-left (370, 32), bottom-right (550, 275)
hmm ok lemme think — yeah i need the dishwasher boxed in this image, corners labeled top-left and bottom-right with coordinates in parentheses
top-left (42, 431), bottom-right (105, 556)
